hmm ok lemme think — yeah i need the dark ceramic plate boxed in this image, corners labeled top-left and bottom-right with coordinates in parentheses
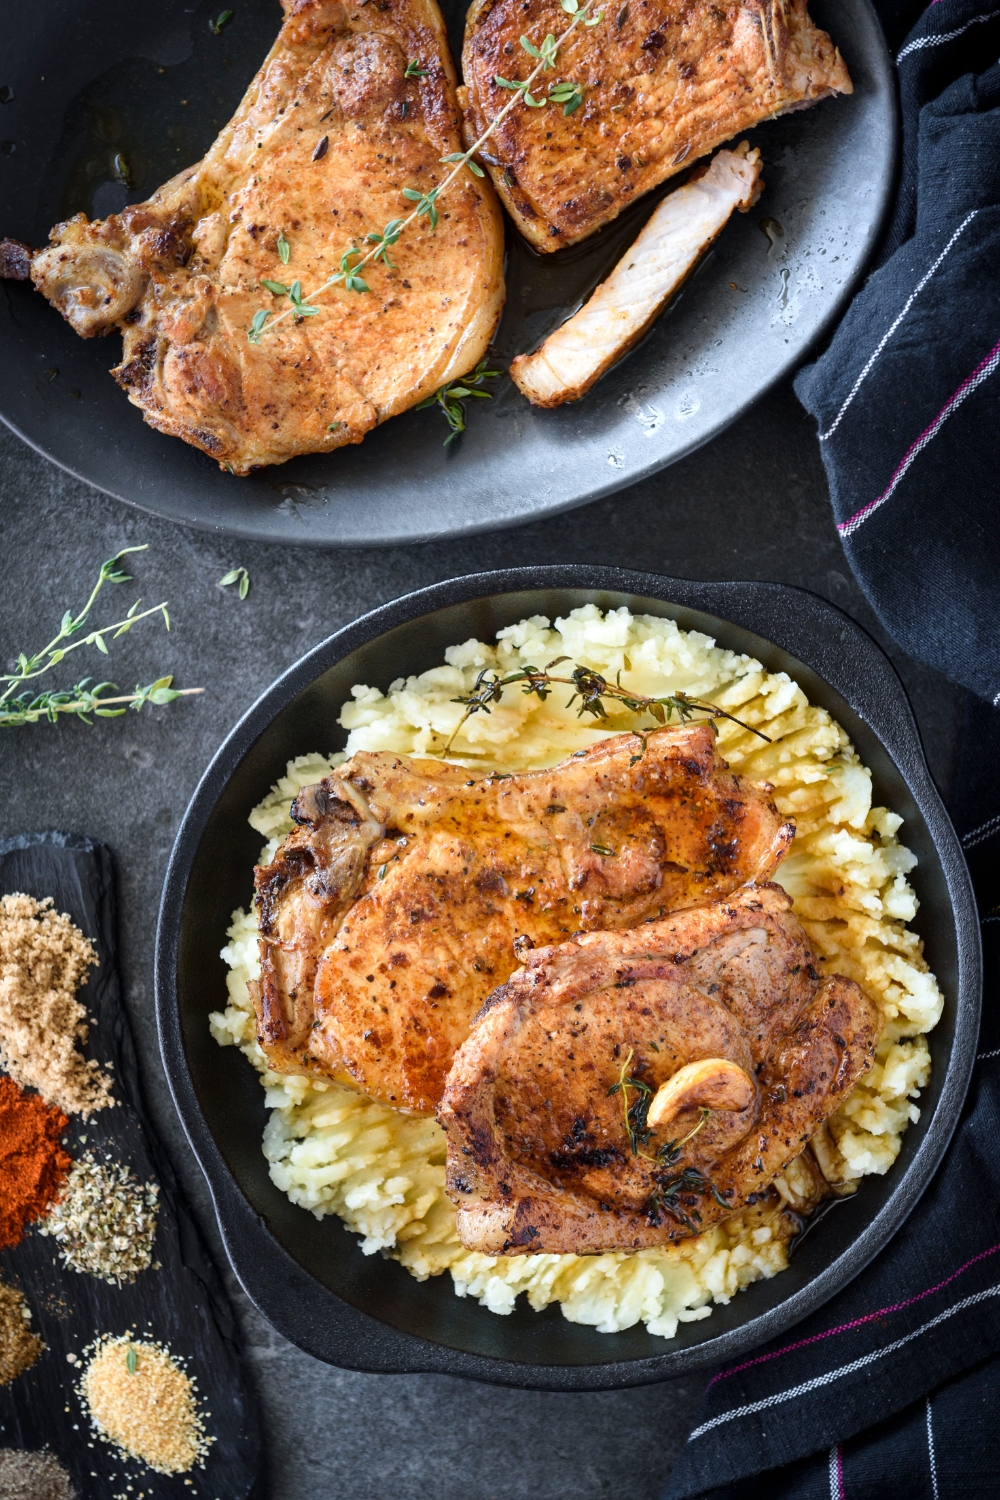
top-left (0, 1), bottom-right (894, 545)
top-left (155, 567), bottom-right (981, 1389)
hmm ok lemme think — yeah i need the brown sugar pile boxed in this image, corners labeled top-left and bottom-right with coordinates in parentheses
top-left (0, 893), bottom-right (112, 1117)
top-left (0, 1076), bottom-right (71, 1250)
top-left (80, 1335), bottom-right (213, 1474)
top-left (0, 1280), bottom-right (43, 1386)
top-left (0, 1449), bottom-right (75, 1500)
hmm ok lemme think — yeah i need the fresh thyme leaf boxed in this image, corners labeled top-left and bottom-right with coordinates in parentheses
top-left (209, 8), bottom-right (234, 33)
top-left (277, 229), bottom-right (290, 264)
top-left (287, 278), bottom-right (322, 313)
top-left (402, 186), bottom-right (440, 229)
top-left (584, 9), bottom-right (604, 23)
top-left (405, 58), bottom-right (429, 78)
top-left (549, 80), bottom-right (584, 113)
top-left (417, 356), bottom-right (502, 445)
top-left (590, 843), bottom-right (615, 856)
top-left (261, 279), bottom-right (289, 296)
top-left (327, 421), bottom-right (343, 433)
top-left (126, 1346), bottom-right (137, 1374)
top-left (440, 151), bottom-right (486, 178)
top-left (247, 309), bottom-right (269, 344)
top-left (366, 218), bottom-right (404, 265)
top-left (220, 566), bottom-right (250, 599)
top-left (520, 32), bottom-right (558, 67)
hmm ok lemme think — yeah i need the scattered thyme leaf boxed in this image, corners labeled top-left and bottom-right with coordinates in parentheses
top-left (247, 309), bottom-right (268, 344)
top-left (209, 8), bottom-right (234, 33)
top-left (404, 58), bottom-right (429, 78)
top-left (276, 229), bottom-right (290, 264)
top-left (416, 356), bottom-right (502, 444)
top-left (126, 1345), bottom-right (137, 1374)
top-left (219, 566), bottom-right (250, 600)
top-left (261, 278), bottom-right (289, 296)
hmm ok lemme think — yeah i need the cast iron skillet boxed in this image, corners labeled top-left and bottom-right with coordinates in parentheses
top-left (155, 567), bottom-right (980, 1389)
top-left (0, 0), bottom-right (895, 545)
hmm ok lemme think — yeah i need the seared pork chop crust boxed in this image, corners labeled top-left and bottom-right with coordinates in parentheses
top-left (27, 0), bottom-right (504, 472)
top-left (254, 723), bottom-right (794, 1113)
top-left (460, 0), bottom-right (851, 251)
top-left (438, 884), bottom-right (878, 1254)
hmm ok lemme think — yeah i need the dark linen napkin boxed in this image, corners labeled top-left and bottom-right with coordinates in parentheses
top-left (664, 6), bottom-right (1000, 1495)
top-left (794, 0), bottom-right (1000, 702)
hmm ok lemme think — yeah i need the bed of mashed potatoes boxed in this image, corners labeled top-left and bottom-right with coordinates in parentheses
top-left (210, 606), bottom-right (942, 1339)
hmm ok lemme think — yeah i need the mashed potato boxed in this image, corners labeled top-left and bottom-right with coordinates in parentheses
top-left (211, 607), bottom-right (941, 1338)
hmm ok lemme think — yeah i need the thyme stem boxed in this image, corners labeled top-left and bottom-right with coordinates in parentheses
top-left (443, 661), bottom-right (770, 753)
top-left (247, 0), bottom-right (603, 343)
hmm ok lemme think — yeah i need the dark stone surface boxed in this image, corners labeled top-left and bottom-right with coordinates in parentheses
top-left (0, 384), bottom-right (963, 1499)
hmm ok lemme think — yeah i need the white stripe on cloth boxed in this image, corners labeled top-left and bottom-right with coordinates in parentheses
top-left (978, 1048), bottom-right (1000, 1061)
top-left (926, 1398), bottom-right (939, 1500)
top-left (686, 1284), bottom-right (1000, 1441)
top-left (837, 338), bottom-right (1000, 538)
top-left (828, 1444), bottom-right (841, 1500)
top-left (897, 9), bottom-right (1000, 61)
top-left (964, 811), bottom-right (1000, 849)
top-left (819, 212), bottom-right (978, 442)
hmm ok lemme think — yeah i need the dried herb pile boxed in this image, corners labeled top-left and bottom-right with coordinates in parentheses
top-left (38, 1154), bottom-right (159, 1285)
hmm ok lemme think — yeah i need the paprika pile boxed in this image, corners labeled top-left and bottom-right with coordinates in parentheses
top-left (0, 1074), bottom-right (71, 1251)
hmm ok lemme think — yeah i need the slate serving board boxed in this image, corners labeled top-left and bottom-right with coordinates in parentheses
top-left (0, 832), bottom-right (263, 1500)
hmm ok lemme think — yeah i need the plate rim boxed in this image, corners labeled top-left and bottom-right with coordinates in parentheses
top-left (155, 565), bottom-right (980, 1389)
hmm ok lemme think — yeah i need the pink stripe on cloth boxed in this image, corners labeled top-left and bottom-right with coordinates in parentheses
top-left (838, 336), bottom-right (1000, 538)
top-left (708, 1240), bottom-right (1000, 1388)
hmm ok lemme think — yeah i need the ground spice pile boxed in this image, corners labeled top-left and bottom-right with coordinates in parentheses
top-left (0, 1448), bottom-right (75, 1499)
top-left (0, 1075), bottom-right (71, 1250)
top-left (39, 1154), bottom-right (159, 1285)
top-left (0, 893), bottom-right (112, 1117)
top-left (0, 1281), bottom-right (43, 1386)
top-left (80, 1335), bottom-right (213, 1474)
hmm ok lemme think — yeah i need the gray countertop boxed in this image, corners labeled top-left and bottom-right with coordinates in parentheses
top-left (0, 387), bottom-right (963, 1499)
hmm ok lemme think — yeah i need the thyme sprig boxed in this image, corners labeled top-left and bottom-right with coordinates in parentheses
top-left (607, 1048), bottom-right (729, 1231)
top-left (416, 357), bottom-right (502, 444)
top-left (607, 1049), bottom-right (712, 1161)
top-left (246, 0), bottom-right (604, 345)
top-left (0, 546), bottom-right (203, 728)
top-left (444, 657), bottom-right (770, 752)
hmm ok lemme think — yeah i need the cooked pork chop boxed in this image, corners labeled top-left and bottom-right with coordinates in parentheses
top-left (254, 723), bottom-right (794, 1113)
top-left (16, 0), bottom-right (503, 472)
top-left (511, 144), bottom-right (762, 407)
top-left (439, 884), bottom-right (877, 1254)
top-left (460, 0), bottom-right (850, 251)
